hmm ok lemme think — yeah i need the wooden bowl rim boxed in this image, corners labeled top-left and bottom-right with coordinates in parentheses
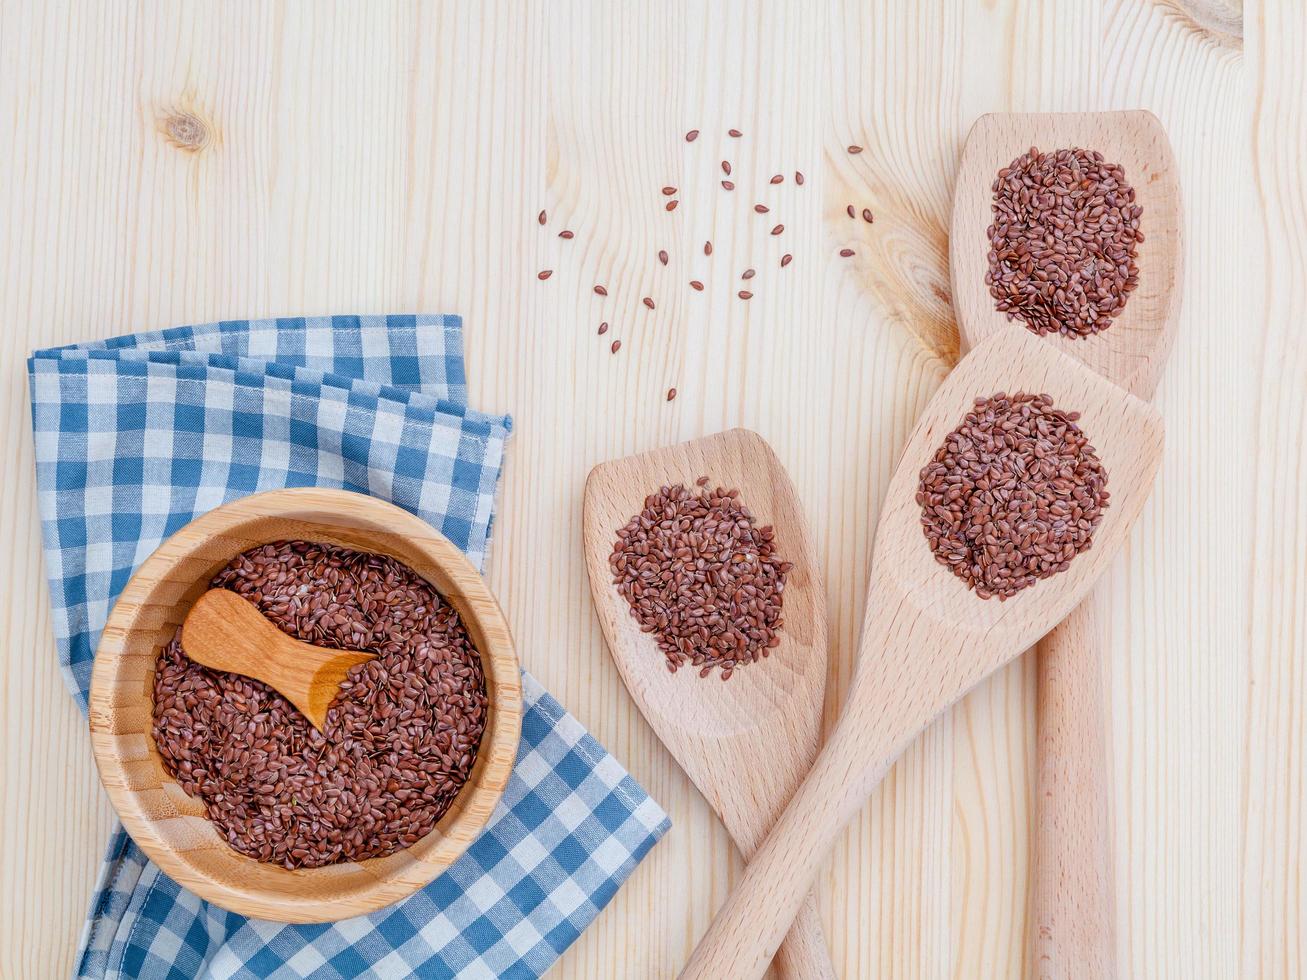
top-left (88, 487), bottom-right (522, 922)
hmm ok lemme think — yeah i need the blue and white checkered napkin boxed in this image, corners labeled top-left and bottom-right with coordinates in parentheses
top-left (28, 315), bottom-right (670, 980)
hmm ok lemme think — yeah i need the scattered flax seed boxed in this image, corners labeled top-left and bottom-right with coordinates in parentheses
top-left (770, 174), bottom-right (784, 184)
top-left (666, 388), bottom-right (677, 401)
top-left (721, 180), bottom-right (735, 191)
top-left (917, 392), bottom-right (1109, 599)
top-left (686, 129), bottom-right (700, 142)
top-left (611, 340), bottom-right (622, 353)
top-left (538, 210), bottom-right (547, 225)
top-left (598, 322), bottom-right (609, 335)
top-left (658, 250), bottom-right (669, 266)
top-left (728, 128), bottom-right (743, 137)
top-left (690, 280), bottom-right (705, 291)
top-left (643, 297), bottom-right (656, 310)
top-left (666, 200), bottom-right (679, 212)
top-left (594, 285), bottom-right (608, 296)
top-left (840, 248), bottom-right (855, 257)
top-left (862, 208), bottom-right (874, 223)
top-left (742, 268), bottom-right (756, 280)
top-left (704, 241), bottom-right (713, 255)
top-left (795, 171), bottom-right (805, 185)
top-left (848, 145), bottom-right (863, 154)
top-left (662, 186), bottom-right (677, 196)
top-left (609, 483), bottom-right (791, 677)
top-left (559, 230), bottom-right (574, 239)
top-left (722, 161), bottom-right (732, 176)
top-left (846, 204), bottom-right (856, 219)
top-left (537, 270), bottom-right (553, 280)
top-left (738, 290), bottom-right (753, 300)
top-left (780, 253), bottom-right (793, 267)
top-left (696, 475), bottom-right (710, 486)
top-left (754, 203), bottom-right (770, 214)
top-left (770, 224), bottom-right (784, 236)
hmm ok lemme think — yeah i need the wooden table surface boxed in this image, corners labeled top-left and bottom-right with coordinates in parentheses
top-left (1, 1), bottom-right (1299, 977)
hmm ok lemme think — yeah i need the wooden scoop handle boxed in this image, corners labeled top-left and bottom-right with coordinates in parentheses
top-left (180, 589), bottom-right (375, 732)
top-left (1034, 597), bottom-right (1117, 978)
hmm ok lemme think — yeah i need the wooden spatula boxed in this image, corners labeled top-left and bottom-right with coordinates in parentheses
top-left (181, 588), bottom-right (375, 732)
top-left (677, 327), bottom-right (1165, 980)
top-left (583, 429), bottom-right (836, 980)
top-left (952, 110), bottom-right (1182, 979)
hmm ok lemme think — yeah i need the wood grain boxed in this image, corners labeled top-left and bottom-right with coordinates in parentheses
top-left (581, 428), bottom-right (834, 979)
top-left (0, 0), bottom-right (1292, 977)
top-left (88, 488), bottom-right (522, 923)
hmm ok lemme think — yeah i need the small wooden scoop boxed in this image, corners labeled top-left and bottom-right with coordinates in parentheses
top-left (181, 588), bottom-right (375, 732)
top-left (952, 110), bottom-right (1182, 979)
top-left (678, 328), bottom-right (1165, 980)
top-left (583, 429), bottom-right (836, 980)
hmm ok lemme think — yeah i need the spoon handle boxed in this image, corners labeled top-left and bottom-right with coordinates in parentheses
top-left (1034, 596), bottom-right (1117, 979)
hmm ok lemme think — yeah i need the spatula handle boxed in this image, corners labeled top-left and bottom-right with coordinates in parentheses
top-left (772, 897), bottom-right (836, 980)
top-left (677, 689), bottom-right (908, 980)
top-left (1033, 596), bottom-right (1117, 979)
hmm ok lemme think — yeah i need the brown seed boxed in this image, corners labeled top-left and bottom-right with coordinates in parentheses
top-left (722, 161), bottom-right (731, 176)
top-left (611, 339), bottom-right (622, 353)
top-left (690, 280), bottom-right (704, 291)
top-left (152, 540), bottom-right (487, 868)
top-left (728, 128), bottom-right (742, 137)
top-left (754, 203), bottom-right (769, 214)
top-left (770, 224), bottom-right (784, 236)
top-left (666, 200), bottom-right (679, 211)
top-left (848, 145), bottom-right (863, 154)
top-left (598, 321), bottom-right (609, 335)
top-left (839, 248), bottom-right (855, 257)
top-left (666, 388), bottom-right (677, 401)
top-left (770, 174), bottom-right (784, 184)
top-left (795, 171), bottom-right (805, 185)
top-left (704, 241), bottom-right (713, 255)
top-left (538, 210), bottom-right (547, 225)
top-left (594, 285), bottom-right (608, 296)
top-left (643, 297), bottom-right (655, 310)
top-left (537, 270), bottom-right (552, 280)
top-left (559, 230), bottom-right (575, 239)
top-left (662, 186), bottom-right (677, 196)
top-left (738, 290), bottom-right (753, 300)
top-left (846, 204), bottom-right (855, 218)
top-left (918, 392), bottom-right (1108, 599)
top-left (862, 208), bottom-right (874, 223)
top-left (741, 269), bottom-right (756, 280)
top-left (685, 129), bottom-right (699, 142)
top-left (610, 483), bottom-right (790, 678)
top-left (721, 180), bottom-right (735, 191)
top-left (658, 250), bottom-right (669, 265)
top-left (985, 146), bottom-right (1142, 337)
top-left (780, 253), bottom-right (793, 267)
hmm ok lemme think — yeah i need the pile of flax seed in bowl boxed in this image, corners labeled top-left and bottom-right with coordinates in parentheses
top-left (151, 540), bottom-right (487, 869)
top-left (609, 478), bottom-right (793, 680)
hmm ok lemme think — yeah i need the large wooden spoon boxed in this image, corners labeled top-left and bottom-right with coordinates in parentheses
top-left (583, 429), bottom-right (836, 980)
top-left (678, 327), bottom-right (1165, 980)
top-left (181, 588), bottom-right (375, 732)
top-left (952, 110), bottom-right (1182, 979)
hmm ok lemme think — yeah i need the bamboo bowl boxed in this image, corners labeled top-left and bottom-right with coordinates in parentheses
top-left (88, 488), bottom-right (522, 923)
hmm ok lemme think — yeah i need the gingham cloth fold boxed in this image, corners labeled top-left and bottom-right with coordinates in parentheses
top-left (28, 315), bottom-right (669, 980)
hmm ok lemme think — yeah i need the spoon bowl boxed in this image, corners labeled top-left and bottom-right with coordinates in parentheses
top-left (583, 428), bottom-right (835, 979)
top-left (678, 328), bottom-right (1164, 980)
top-left (950, 110), bottom-right (1182, 397)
